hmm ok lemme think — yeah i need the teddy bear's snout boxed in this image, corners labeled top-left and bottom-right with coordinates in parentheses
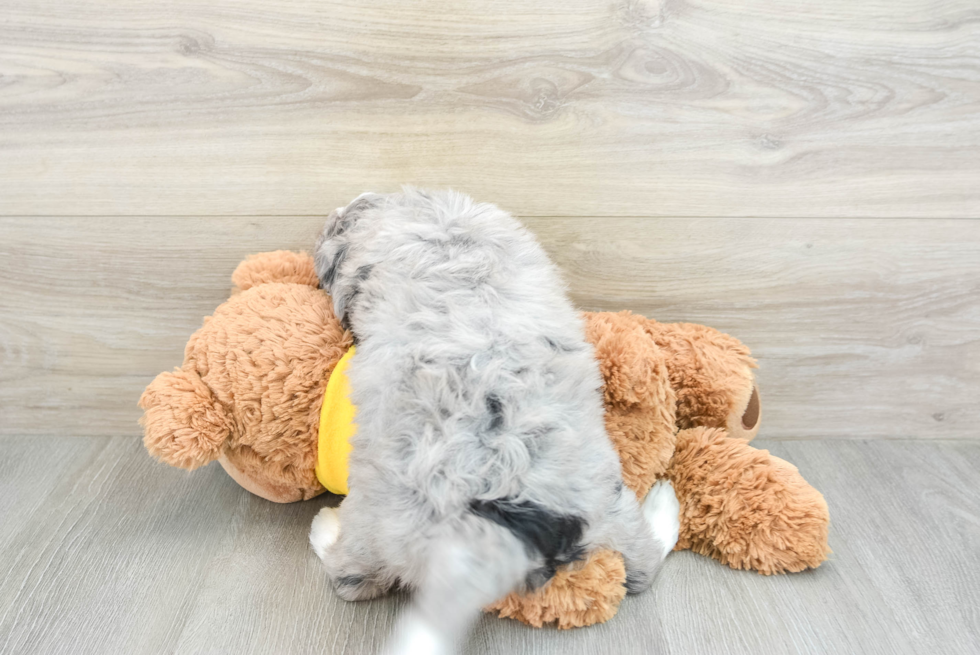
top-left (742, 386), bottom-right (760, 431)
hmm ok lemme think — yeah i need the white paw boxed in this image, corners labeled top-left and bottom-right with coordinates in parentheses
top-left (309, 506), bottom-right (340, 560)
top-left (643, 479), bottom-right (680, 559)
top-left (384, 616), bottom-right (450, 655)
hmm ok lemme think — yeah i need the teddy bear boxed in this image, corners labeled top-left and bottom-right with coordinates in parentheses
top-left (139, 250), bottom-right (830, 629)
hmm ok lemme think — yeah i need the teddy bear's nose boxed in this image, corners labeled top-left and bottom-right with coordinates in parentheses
top-left (741, 386), bottom-right (761, 430)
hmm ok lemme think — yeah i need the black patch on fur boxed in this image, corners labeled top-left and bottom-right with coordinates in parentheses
top-left (330, 197), bottom-right (374, 238)
top-left (336, 265), bottom-right (373, 344)
top-left (543, 336), bottom-right (577, 353)
top-left (340, 313), bottom-right (356, 343)
top-left (625, 570), bottom-right (651, 594)
top-left (354, 264), bottom-right (374, 281)
top-left (337, 285), bottom-right (355, 330)
top-left (469, 498), bottom-right (586, 588)
top-left (485, 394), bottom-right (504, 431)
top-left (321, 242), bottom-right (349, 289)
top-left (335, 575), bottom-right (365, 588)
top-left (343, 283), bottom-right (360, 312)
top-left (449, 234), bottom-right (476, 249)
top-left (346, 196), bottom-right (375, 216)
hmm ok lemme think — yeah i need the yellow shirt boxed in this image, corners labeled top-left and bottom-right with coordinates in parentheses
top-left (315, 347), bottom-right (357, 495)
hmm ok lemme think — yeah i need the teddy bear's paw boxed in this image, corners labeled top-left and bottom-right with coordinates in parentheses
top-left (643, 479), bottom-right (680, 559)
top-left (310, 506), bottom-right (341, 560)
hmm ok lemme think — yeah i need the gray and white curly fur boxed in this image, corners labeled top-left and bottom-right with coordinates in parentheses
top-left (310, 188), bottom-right (678, 655)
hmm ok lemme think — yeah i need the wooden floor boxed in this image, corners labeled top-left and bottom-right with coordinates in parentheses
top-left (1, 436), bottom-right (978, 655)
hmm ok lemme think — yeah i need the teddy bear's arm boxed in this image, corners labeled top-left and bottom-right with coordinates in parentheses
top-left (668, 427), bottom-right (831, 574)
top-left (231, 250), bottom-right (319, 293)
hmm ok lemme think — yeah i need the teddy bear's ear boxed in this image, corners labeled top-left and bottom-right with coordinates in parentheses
top-left (640, 320), bottom-right (759, 440)
top-left (139, 367), bottom-right (231, 470)
top-left (584, 311), bottom-right (676, 412)
top-left (231, 251), bottom-right (318, 293)
top-left (584, 311), bottom-right (678, 495)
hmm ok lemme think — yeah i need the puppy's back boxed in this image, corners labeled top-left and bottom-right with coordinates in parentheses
top-left (313, 190), bottom-right (666, 655)
top-left (318, 189), bottom-right (614, 506)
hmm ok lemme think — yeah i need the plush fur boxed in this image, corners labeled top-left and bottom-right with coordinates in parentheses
top-left (140, 244), bottom-right (830, 631)
top-left (140, 273), bottom-right (348, 502)
top-left (669, 427), bottom-right (831, 574)
top-left (311, 189), bottom-right (671, 652)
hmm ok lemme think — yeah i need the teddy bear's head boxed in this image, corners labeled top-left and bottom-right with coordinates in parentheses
top-left (139, 251), bottom-right (350, 502)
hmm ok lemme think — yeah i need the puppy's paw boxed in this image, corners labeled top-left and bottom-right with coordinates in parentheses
top-left (643, 479), bottom-right (680, 559)
top-left (384, 616), bottom-right (450, 655)
top-left (310, 506), bottom-right (340, 560)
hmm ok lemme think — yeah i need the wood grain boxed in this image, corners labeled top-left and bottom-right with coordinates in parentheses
top-left (1, 437), bottom-right (977, 654)
top-left (1, 216), bottom-right (977, 440)
top-left (1, 0), bottom-right (978, 216)
top-left (538, 216), bottom-right (980, 440)
top-left (0, 218), bottom-right (323, 438)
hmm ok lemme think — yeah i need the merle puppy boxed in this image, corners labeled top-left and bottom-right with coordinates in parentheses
top-left (310, 189), bottom-right (678, 655)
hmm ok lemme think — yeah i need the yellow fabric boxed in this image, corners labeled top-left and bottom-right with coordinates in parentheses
top-left (315, 346), bottom-right (357, 495)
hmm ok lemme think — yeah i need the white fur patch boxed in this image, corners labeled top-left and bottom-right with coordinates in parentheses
top-left (643, 479), bottom-right (680, 559)
top-left (384, 616), bottom-right (450, 655)
top-left (309, 506), bottom-right (340, 560)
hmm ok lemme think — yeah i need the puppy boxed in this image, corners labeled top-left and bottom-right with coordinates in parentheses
top-left (310, 189), bottom-right (678, 654)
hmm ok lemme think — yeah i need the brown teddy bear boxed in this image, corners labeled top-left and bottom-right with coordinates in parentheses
top-left (140, 250), bottom-right (830, 629)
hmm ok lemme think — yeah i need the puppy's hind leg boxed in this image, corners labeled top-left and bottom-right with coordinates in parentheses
top-left (310, 506), bottom-right (341, 559)
top-left (383, 518), bottom-right (530, 655)
top-left (594, 480), bottom-right (680, 594)
top-left (310, 505), bottom-right (389, 601)
top-left (642, 479), bottom-right (680, 560)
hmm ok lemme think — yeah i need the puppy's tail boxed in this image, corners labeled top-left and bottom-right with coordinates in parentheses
top-left (383, 511), bottom-right (545, 655)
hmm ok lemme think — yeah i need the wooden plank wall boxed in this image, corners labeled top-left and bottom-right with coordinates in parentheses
top-left (1, 0), bottom-right (978, 439)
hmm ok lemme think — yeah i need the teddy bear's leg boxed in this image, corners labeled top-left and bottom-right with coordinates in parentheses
top-left (483, 483), bottom-right (680, 629)
top-left (590, 482), bottom-right (679, 594)
top-left (485, 549), bottom-right (628, 629)
top-left (641, 320), bottom-right (761, 442)
top-left (309, 506), bottom-right (390, 601)
top-left (667, 427), bottom-right (831, 574)
top-left (231, 250), bottom-right (319, 293)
